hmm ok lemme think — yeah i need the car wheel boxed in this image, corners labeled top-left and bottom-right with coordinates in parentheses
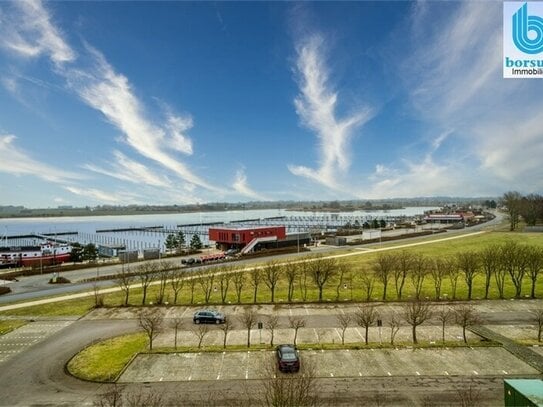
top-left (195, 319), bottom-right (200, 324)
top-left (215, 319), bottom-right (220, 324)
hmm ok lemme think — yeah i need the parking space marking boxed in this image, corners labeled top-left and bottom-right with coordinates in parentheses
top-left (333, 328), bottom-right (342, 342)
top-left (473, 370), bottom-right (479, 375)
top-left (217, 352), bottom-right (225, 380)
top-left (354, 328), bottom-right (364, 340)
top-left (387, 372), bottom-right (392, 376)
top-left (416, 371), bottom-right (420, 376)
top-left (444, 371), bottom-right (449, 375)
top-left (245, 351), bottom-right (250, 379)
top-left (502, 370), bottom-right (508, 375)
top-left (330, 373), bottom-right (334, 377)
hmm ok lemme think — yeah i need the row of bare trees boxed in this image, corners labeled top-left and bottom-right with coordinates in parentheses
top-left (372, 242), bottom-right (543, 301)
top-left (112, 242), bottom-right (542, 308)
top-left (502, 191), bottom-right (543, 231)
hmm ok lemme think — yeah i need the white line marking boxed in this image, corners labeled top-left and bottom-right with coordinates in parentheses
top-left (473, 370), bottom-right (479, 375)
top-left (444, 371), bottom-right (449, 375)
top-left (387, 372), bottom-right (392, 376)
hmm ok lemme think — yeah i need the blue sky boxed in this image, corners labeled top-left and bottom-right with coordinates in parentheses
top-left (0, 1), bottom-right (542, 208)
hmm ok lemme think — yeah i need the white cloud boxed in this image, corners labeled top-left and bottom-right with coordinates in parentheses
top-left (289, 34), bottom-right (373, 191)
top-left (0, 134), bottom-right (82, 183)
top-left (64, 45), bottom-right (224, 194)
top-left (0, 0), bottom-right (75, 65)
top-left (64, 186), bottom-right (135, 204)
top-left (232, 168), bottom-right (269, 201)
top-left (83, 150), bottom-right (173, 189)
top-left (373, 1), bottom-right (543, 197)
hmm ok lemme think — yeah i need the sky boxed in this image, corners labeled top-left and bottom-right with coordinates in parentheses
top-left (0, 1), bottom-right (542, 208)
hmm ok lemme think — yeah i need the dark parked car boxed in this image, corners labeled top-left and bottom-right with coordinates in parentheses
top-left (276, 344), bottom-right (300, 372)
top-left (193, 310), bottom-right (226, 324)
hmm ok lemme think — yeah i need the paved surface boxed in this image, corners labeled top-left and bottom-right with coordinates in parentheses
top-left (118, 347), bottom-right (537, 383)
top-left (470, 325), bottom-right (543, 373)
top-left (0, 319), bottom-right (74, 363)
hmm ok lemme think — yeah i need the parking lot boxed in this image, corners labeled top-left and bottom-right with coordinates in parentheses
top-left (118, 346), bottom-right (538, 383)
top-left (0, 320), bottom-right (74, 363)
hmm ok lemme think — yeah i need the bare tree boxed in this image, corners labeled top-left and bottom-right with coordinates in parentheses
top-left (170, 317), bottom-right (183, 350)
top-left (187, 277), bottom-right (197, 304)
top-left (435, 305), bottom-right (454, 344)
top-left (335, 264), bottom-right (347, 301)
top-left (139, 309), bottom-right (163, 351)
top-left (124, 389), bottom-right (164, 407)
top-left (360, 271), bottom-right (376, 302)
top-left (309, 256), bottom-right (337, 302)
top-left (403, 301), bottom-right (432, 344)
top-left (191, 324), bottom-right (209, 349)
top-left (218, 267), bottom-right (232, 304)
top-left (260, 360), bottom-right (319, 407)
top-left (116, 270), bottom-right (134, 306)
top-left (137, 263), bottom-right (156, 305)
top-left (455, 304), bottom-right (480, 343)
top-left (388, 312), bottom-right (401, 345)
top-left (93, 281), bottom-right (104, 308)
top-left (249, 269), bottom-right (263, 303)
top-left (354, 305), bottom-right (378, 344)
top-left (266, 314), bottom-right (280, 347)
top-left (456, 384), bottom-right (481, 407)
top-left (528, 246), bottom-right (543, 299)
top-left (336, 313), bottom-right (351, 345)
top-left (532, 308), bottom-right (543, 342)
top-left (410, 253), bottom-right (428, 300)
top-left (170, 269), bottom-right (185, 305)
top-left (263, 261), bottom-right (282, 303)
top-left (507, 243), bottom-right (529, 298)
top-left (232, 271), bottom-right (245, 304)
top-left (447, 259), bottom-right (461, 300)
top-left (456, 251), bottom-right (479, 300)
top-left (220, 319), bottom-right (233, 349)
top-left (155, 263), bottom-right (171, 305)
top-left (289, 316), bottom-right (306, 346)
top-left (298, 261), bottom-right (310, 301)
top-left (93, 384), bottom-right (123, 407)
top-left (431, 258), bottom-right (453, 300)
top-left (197, 270), bottom-right (215, 304)
top-left (284, 262), bottom-right (298, 302)
top-left (502, 190), bottom-right (522, 231)
top-left (373, 253), bottom-right (395, 300)
top-left (238, 307), bottom-right (258, 347)
top-left (394, 251), bottom-right (413, 300)
top-left (480, 245), bottom-right (499, 299)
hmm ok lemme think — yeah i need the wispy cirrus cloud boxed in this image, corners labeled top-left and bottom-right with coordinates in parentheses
top-left (0, 0), bottom-right (230, 202)
top-left (288, 34), bottom-right (373, 191)
top-left (65, 46), bottom-right (223, 193)
top-left (0, 0), bottom-right (74, 65)
top-left (64, 186), bottom-right (136, 205)
top-left (367, 1), bottom-right (543, 197)
top-left (83, 150), bottom-right (172, 188)
top-left (0, 134), bottom-right (82, 183)
top-left (232, 168), bottom-right (269, 201)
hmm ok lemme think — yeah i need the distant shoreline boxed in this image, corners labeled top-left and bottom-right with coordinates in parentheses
top-left (0, 205), bottom-right (408, 220)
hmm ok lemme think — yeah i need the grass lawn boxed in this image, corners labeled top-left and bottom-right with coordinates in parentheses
top-left (67, 332), bottom-right (148, 382)
top-left (0, 319), bottom-right (27, 335)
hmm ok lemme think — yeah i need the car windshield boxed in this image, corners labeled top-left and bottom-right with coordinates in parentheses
top-left (281, 352), bottom-right (297, 361)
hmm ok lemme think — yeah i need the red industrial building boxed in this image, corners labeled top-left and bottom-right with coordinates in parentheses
top-left (208, 225), bottom-right (308, 254)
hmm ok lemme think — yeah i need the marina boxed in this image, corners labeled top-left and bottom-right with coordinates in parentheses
top-left (1, 207), bottom-right (438, 255)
